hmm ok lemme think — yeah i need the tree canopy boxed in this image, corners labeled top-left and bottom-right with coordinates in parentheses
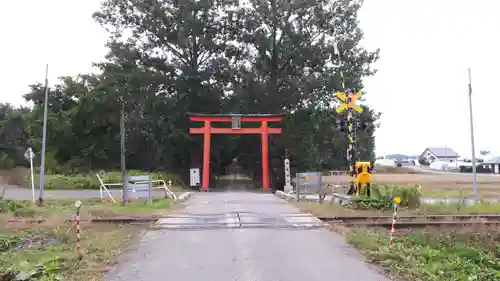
top-left (1, 0), bottom-right (380, 189)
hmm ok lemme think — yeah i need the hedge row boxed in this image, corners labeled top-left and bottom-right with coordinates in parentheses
top-left (26, 170), bottom-right (186, 190)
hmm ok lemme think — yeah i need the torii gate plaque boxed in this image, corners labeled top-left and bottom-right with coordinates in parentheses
top-left (189, 113), bottom-right (283, 191)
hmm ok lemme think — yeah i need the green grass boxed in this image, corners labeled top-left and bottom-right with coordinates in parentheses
top-left (420, 189), bottom-right (467, 197)
top-left (88, 197), bottom-right (175, 217)
top-left (298, 201), bottom-right (500, 217)
top-left (419, 202), bottom-right (500, 214)
top-left (0, 196), bottom-right (179, 280)
top-left (347, 227), bottom-right (500, 281)
top-left (0, 224), bottom-right (144, 281)
top-left (0, 197), bottom-right (176, 219)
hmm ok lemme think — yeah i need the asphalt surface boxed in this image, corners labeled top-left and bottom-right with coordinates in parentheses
top-left (105, 192), bottom-right (390, 281)
top-left (0, 185), bottom-right (166, 200)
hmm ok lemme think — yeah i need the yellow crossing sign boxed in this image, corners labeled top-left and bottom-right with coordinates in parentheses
top-left (335, 91), bottom-right (363, 113)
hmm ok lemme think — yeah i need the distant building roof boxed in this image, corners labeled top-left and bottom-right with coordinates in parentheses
top-left (385, 154), bottom-right (410, 160)
top-left (483, 156), bottom-right (500, 164)
top-left (426, 147), bottom-right (460, 157)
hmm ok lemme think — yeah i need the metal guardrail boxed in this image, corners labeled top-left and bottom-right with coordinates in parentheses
top-left (327, 171), bottom-right (350, 177)
top-left (96, 174), bottom-right (177, 201)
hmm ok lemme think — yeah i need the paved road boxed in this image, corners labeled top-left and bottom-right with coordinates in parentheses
top-left (105, 192), bottom-right (390, 281)
top-left (0, 185), bottom-right (165, 200)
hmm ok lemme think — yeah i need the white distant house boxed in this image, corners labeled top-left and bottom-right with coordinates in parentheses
top-left (482, 157), bottom-right (500, 174)
top-left (420, 147), bottom-right (460, 163)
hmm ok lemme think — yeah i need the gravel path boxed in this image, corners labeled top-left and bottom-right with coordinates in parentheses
top-left (105, 192), bottom-right (390, 281)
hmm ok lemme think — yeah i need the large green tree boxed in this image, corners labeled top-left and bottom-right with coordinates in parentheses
top-left (0, 103), bottom-right (30, 168)
top-left (5, 0), bottom-right (380, 190)
top-left (224, 0), bottom-right (380, 182)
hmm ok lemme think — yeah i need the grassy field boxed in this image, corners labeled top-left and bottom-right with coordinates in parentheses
top-left (298, 201), bottom-right (500, 217)
top-left (346, 226), bottom-right (500, 281)
top-left (297, 190), bottom-right (500, 281)
top-left (323, 172), bottom-right (500, 198)
top-left (0, 197), bottom-right (177, 280)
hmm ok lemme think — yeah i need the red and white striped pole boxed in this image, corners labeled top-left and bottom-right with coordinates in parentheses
top-left (389, 197), bottom-right (401, 249)
top-left (75, 200), bottom-right (83, 259)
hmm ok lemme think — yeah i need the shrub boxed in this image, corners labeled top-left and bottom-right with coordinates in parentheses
top-left (0, 200), bottom-right (32, 213)
top-left (30, 170), bottom-right (186, 189)
top-left (42, 174), bottom-right (95, 189)
top-left (349, 184), bottom-right (421, 210)
top-left (0, 153), bottom-right (15, 169)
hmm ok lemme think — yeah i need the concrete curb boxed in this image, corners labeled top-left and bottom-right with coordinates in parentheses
top-left (176, 192), bottom-right (192, 202)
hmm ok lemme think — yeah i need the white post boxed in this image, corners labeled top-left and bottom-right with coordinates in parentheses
top-left (29, 149), bottom-right (35, 203)
top-left (24, 148), bottom-right (36, 203)
top-left (148, 175), bottom-right (152, 204)
top-left (284, 159), bottom-right (293, 193)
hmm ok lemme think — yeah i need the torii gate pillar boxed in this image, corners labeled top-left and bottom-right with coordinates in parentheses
top-left (189, 113), bottom-right (283, 191)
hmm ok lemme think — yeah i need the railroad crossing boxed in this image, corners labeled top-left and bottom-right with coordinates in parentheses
top-left (105, 192), bottom-right (390, 281)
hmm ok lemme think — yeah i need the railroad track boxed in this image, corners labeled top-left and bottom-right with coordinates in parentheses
top-left (318, 214), bottom-right (500, 228)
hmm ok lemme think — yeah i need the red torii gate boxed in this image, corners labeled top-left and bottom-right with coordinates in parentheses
top-left (189, 113), bottom-right (283, 191)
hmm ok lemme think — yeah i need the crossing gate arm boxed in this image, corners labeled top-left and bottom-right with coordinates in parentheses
top-left (152, 179), bottom-right (177, 200)
top-left (96, 174), bottom-right (117, 203)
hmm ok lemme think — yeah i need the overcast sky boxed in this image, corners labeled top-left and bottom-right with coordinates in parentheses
top-left (1, 0), bottom-right (499, 157)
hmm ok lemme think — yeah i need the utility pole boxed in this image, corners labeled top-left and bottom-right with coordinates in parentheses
top-left (39, 64), bottom-right (49, 204)
top-left (468, 68), bottom-right (479, 202)
top-left (120, 98), bottom-right (128, 206)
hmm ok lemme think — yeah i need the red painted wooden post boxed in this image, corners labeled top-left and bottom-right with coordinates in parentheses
top-left (261, 121), bottom-right (270, 191)
top-left (202, 120), bottom-right (211, 191)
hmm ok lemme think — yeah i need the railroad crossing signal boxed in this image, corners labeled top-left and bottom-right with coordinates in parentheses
top-left (335, 92), bottom-right (363, 113)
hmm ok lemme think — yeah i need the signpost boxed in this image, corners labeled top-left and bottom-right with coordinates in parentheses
top-left (284, 159), bottom-right (293, 192)
top-left (295, 172), bottom-right (323, 201)
top-left (231, 116), bottom-right (241, 130)
top-left (190, 168), bottom-right (201, 187)
top-left (24, 148), bottom-right (36, 202)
